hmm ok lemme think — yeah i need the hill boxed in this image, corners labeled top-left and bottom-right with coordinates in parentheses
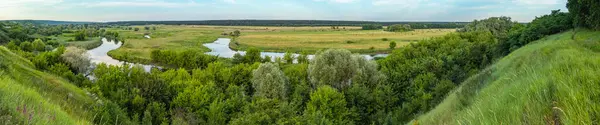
top-left (412, 29), bottom-right (600, 124)
top-left (0, 47), bottom-right (98, 124)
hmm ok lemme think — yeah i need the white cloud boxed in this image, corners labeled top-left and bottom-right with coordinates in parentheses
top-left (80, 0), bottom-right (201, 8)
top-left (513, 0), bottom-right (560, 5)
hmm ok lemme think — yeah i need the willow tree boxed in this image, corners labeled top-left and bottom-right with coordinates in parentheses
top-left (61, 46), bottom-right (91, 73)
top-left (308, 49), bottom-right (358, 90)
top-left (251, 63), bottom-right (289, 99)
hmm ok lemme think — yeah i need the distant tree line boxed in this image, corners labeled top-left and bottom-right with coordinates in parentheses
top-left (107, 20), bottom-right (467, 28)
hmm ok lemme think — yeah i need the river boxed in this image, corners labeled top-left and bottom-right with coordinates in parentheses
top-left (87, 38), bottom-right (388, 72)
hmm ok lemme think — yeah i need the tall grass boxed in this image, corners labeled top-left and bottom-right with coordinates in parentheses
top-left (413, 29), bottom-right (600, 124)
top-left (0, 47), bottom-right (97, 124)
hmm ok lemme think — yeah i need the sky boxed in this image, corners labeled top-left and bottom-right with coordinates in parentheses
top-left (0, 0), bottom-right (568, 22)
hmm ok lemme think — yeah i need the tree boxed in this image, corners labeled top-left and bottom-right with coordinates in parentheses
top-left (144, 26), bottom-right (150, 30)
top-left (233, 53), bottom-right (245, 64)
top-left (304, 86), bottom-right (355, 124)
top-left (297, 51), bottom-right (309, 64)
top-left (32, 39), bottom-right (46, 52)
top-left (460, 16), bottom-right (516, 40)
top-left (75, 31), bottom-right (86, 41)
top-left (308, 49), bottom-right (358, 90)
top-left (251, 63), bottom-right (289, 99)
top-left (61, 46), bottom-right (91, 73)
top-left (19, 41), bottom-right (32, 51)
top-left (262, 55), bottom-right (272, 63)
top-left (134, 27), bottom-right (140, 31)
top-left (567, 0), bottom-right (600, 29)
top-left (389, 41), bottom-right (397, 49)
top-left (387, 24), bottom-right (413, 32)
top-left (362, 24), bottom-right (383, 30)
top-left (233, 30), bottom-right (241, 37)
top-left (244, 48), bottom-right (262, 63)
top-left (6, 40), bottom-right (19, 50)
top-left (283, 51), bottom-right (294, 64)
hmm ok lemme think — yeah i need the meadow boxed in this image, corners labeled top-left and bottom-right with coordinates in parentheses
top-left (232, 27), bottom-right (455, 53)
top-left (106, 25), bottom-right (225, 63)
top-left (106, 25), bottom-right (454, 63)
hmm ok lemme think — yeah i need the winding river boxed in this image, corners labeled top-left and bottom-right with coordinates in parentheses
top-left (87, 38), bottom-right (388, 71)
top-left (87, 38), bottom-right (155, 71)
top-left (203, 38), bottom-right (388, 61)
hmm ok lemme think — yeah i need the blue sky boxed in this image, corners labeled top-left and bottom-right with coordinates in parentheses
top-left (0, 0), bottom-right (567, 22)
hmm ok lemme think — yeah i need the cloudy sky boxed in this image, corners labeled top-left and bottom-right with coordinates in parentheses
top-left (0, 0), bottom-right (567, 22)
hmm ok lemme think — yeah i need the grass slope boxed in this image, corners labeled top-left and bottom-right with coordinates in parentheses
top-left (0, 47), bottom-right (98, 124)
top-left (413, 29), bottom-right (600, 124)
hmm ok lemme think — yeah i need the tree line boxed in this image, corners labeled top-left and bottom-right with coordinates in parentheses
top-left (107, 20), bottom-right (467, 28)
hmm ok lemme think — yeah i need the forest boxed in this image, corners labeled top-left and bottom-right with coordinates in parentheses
top-left (0, 0), bottom-right (599, 124)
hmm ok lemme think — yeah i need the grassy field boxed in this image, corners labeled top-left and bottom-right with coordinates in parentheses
top-left (412, 29), bottom-right (600, 124)
top-left (0, 47), bottom-right (98, 124)
top-left (106, 25), bottom-right (226, 63)
top-left (105, 25), bottom-right (455, 63)
top-left (232, 27), bottom-right (455, 53)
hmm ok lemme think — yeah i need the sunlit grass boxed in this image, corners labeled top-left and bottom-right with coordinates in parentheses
top-left (412, 29), bottom-right (600, 124)
top-left (234, 28), bottom-right (455, 53)
top-left (0, 47), bottom-right (97, 124)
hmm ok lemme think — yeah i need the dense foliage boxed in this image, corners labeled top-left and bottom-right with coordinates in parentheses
top-left (362, 24), bottom-right (383, 30)
top-left (386, 24), bottom-right (414, 32)
top-left (567, 0), bottom-right (600, 29)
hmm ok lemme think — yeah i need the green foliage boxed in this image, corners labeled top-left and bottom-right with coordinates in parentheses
top-left (19, 41), bottom-right (32, 52)
top-left (251, 63), bottom-right (289, 99)
top-left (283, 51), bottom-right (294, 64)
top-left (61, 46), bottom-right (91, 73)
top-left (379, 31), bottom-right (498, 122)
top-left (567, 0), bottom-right (600, 29)
top-left (389, 41), bottom-right (396, 49)
top-left (244, 48), bottom-right (262, 63)
top-left (501, 10), bottom-right (573, 54)
top-left (304, 86), bottom-right (355, 125)
top-left (233, 30), bottom-right (241, 37)
top-left (32, 39), bottom-right (45, 52)
top-left (74, 31), bottom-right (86, 41)
top-left (297, 51), bottom-right (309, 64)
top-left (151, 49), bottom-right (218, 69)
top-left (386, 24), bottom-right (413, 32)
top-left (362, 24), bottom-right (383, 30)
top-left (309, 49), bottom-right (358, 90)
top-left (6, 41), bottom-right (19, 50)
top-left (460, 16), bottom-right (516, 40)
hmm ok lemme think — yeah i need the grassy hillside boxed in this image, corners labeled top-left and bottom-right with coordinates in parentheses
top-left (413, 29), bottom-right (600, 124)
top-left (0, 47), bottom-right (98, 124)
